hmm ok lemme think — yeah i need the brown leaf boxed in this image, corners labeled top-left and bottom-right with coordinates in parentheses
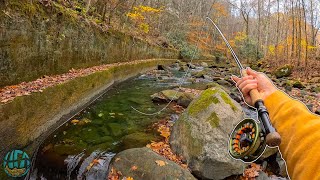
top-left (130, 165), bottom-right (138, 171)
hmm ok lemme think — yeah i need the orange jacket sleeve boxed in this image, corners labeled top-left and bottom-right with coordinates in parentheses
top-left (264, 90), bottom-right (320, 180)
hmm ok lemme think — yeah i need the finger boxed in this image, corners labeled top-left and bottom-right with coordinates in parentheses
top-left (235, 75), bottom-right (254, 87)
top-left (242, 83), bottom-right (258, 95)
top-left (246, 67), bottom-right (258, 77)
top-left (237, 79), bottom-right (257, 89)
top-left (231, 75), bottom-right (240, 83)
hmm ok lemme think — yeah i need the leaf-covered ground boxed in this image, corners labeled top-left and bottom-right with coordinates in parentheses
top-left (0, 59), bottom-right (157, 103)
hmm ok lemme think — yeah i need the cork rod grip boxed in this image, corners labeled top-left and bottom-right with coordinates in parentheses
top-left (241, 69), bottom-right (262, 104)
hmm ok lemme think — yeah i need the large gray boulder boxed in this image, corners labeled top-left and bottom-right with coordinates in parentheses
top-left (170, 85), bottom-right (245, 179)
top-left (108, 147), bottom-right (196, 180)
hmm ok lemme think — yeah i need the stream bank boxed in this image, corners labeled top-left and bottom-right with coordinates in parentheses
top-left (0, 59), bottom-right (177, 163)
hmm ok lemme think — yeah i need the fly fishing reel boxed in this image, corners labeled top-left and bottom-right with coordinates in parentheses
top-left (229, 118), bottom-right (266, 162)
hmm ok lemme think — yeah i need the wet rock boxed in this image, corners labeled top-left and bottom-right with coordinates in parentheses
top-left (192, 70), bottom-right (209, 78)
top-left (78, 151), bottom-right (115, 180)
top-left (122, 132), bottom-right (156, 149)
top-left (212, 76), bottom-right (222, 81)
top-left (203, 75), bottom-right (211, 80)
top-left (170, 85), bottom-right (244, 179)
top-left (170, 114), bottom-right (179, 122)
top-left (292, 80), bottom-right (305, 89)
top-left (157, 65), bottom-right (166, 71)
top-left (162, 90), bottom-right (184, 100)
top-left (315, 108), bottom-right (320, 115)
top-left (177, 93), bottom-right (195, 108)
top-left (108, 147), bottom-right (196, 180)
top-left (187, 78), bottom-right (196, 84)
top-left (201, 62), bottom-right (208, 67)
top-left (306, 104), bottom-right (313, 111)
top-left (217, 79), bottom-right (232, 87)
top-left (230, 92), bottom-right (242, 103)
top-left (179, 65), bottom-right (188, 72)
top-left (187, 63), bottom-right (196, 69)
top-left (256, 171), bottom-right (270, 180)
top-left (276, 155), bottom-right (288, 177)
top-left (273, 65), bottom-right (293, 78)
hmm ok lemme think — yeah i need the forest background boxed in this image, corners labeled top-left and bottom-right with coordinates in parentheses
top-left (38, 0), bottom-right (320, 79)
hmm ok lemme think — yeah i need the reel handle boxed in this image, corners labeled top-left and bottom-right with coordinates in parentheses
top-left (241, 69), bottom-right (281, 147)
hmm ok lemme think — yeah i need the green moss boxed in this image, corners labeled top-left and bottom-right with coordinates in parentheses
top-left (178, 114), bottom-right (204, 156)
top-left (8, 1), bottom-right (46, 17)
top-left (220, 91), bottom-right (237, 111)
top-left (188, 89), bottom-right (219, 116)
top-left (206, 112), bottom-right (219, 128)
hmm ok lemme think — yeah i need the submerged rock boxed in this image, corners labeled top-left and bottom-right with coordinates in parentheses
top-left (151, 89), bottom-right (184, 102)
top-left (122, 132), bottom-right (157, 149)
top-left (170, 85), bottom-right (244, 179)
top-left (108, 147), bottom-right (196, 180)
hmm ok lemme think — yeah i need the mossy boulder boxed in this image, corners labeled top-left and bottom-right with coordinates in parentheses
top-left (170, 85), bottom-right (244, 179)
top-left (273, 64), bottom-right (293, 78)
top-left (108, 147), bottom-right (196, 180)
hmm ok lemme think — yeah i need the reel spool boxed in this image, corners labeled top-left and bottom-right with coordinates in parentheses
top-left (229, 118), bottom-right (266, 162)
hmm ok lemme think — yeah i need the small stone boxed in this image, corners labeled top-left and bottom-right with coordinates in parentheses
top-left (201, 62), bottom-right (208, 67)
top-left (292, 80), bottom-right (305, 89)
top-left (187, 63), bottom-right (196, 69)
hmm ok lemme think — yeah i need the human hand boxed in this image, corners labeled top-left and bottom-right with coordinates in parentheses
top-left (231, 68), bottom-right (277, 106)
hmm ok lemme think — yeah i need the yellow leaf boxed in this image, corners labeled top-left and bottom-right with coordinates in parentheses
top-left (71, 119), bottom-right (79, 125)
top-left (155, 160), bottom-right (167, 166)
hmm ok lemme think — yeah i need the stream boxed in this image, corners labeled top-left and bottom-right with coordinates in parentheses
top-left (29, 62), bottom-right (257, 180)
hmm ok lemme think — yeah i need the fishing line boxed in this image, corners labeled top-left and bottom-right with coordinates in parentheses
top-left (131, 19), bottom-right (207, 116)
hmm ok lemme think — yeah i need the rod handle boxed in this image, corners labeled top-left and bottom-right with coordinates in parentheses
top-left (242, 69), bottom-right (282, 147)
top-left (266, 132), bottom-right (281, 147)
top-left (241, 69), bottom-right (262, 104)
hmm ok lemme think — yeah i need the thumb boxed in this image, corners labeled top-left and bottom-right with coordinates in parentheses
top-left (246, 67), bottom-right (258, 77)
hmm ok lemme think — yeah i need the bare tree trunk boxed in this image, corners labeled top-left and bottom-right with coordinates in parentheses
top-left (275, 0), bottom-right (280, 61)
top-left (301, 0), bottom-right (308, 67)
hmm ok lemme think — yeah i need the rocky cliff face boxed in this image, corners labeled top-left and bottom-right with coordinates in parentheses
top-left (0, 1), bottom-right (178, 87)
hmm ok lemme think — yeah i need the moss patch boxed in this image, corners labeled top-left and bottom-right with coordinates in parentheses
top-left (206, 112), bottom-right (219, 128)
top-left (188, 89), bottom-right (219, 116)
top-left (178, 114), bottom-right (204, 156)
top-left (220, 91), bottom-right (237, 111)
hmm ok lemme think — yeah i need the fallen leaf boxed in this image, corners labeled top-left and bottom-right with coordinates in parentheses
top-left (115, 158), bottom-right (121, 162)
top-left (71, 119), bottom-right (80, 125)
top-left (155, 160), bottom-right (167, 166)
top-left (130, 165), bottom-right (138, 171)
top-left (121, 177), bottom-right (134, 180)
